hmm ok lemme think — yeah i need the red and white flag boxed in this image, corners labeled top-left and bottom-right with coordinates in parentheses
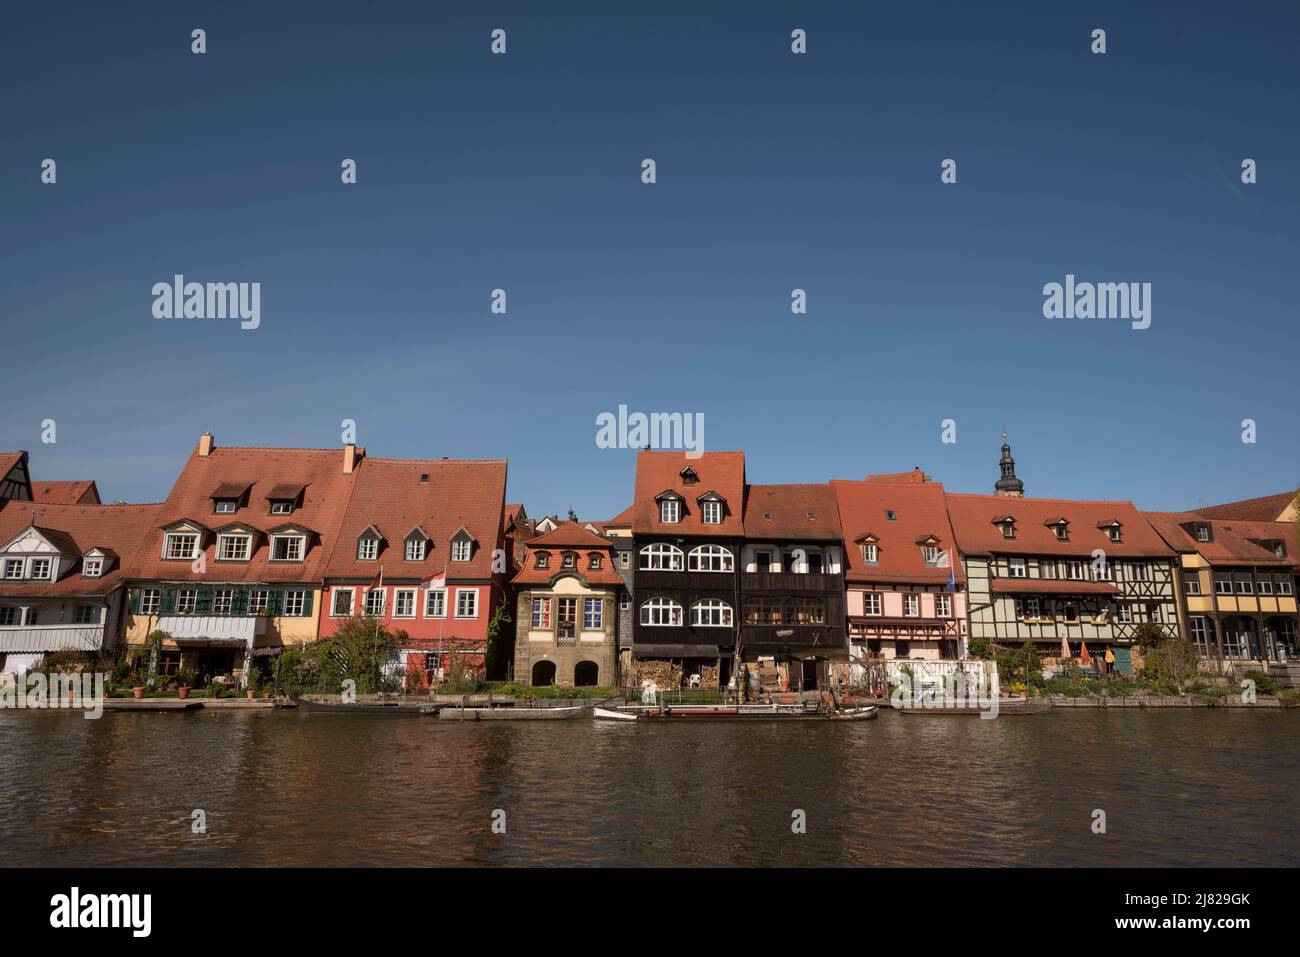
top-left (421, 570), bottom-right (445, 590)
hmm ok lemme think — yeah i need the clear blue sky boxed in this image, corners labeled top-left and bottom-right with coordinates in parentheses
top-left (3, 1), bottom-right (1297, 518)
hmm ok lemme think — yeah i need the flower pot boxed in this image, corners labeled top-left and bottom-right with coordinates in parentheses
top-left (178, 687), bottom-right (190, 700)
top-left (132, 686), bottom-right (145, 699)
top-left (246, 691), bottom-right (255, 700)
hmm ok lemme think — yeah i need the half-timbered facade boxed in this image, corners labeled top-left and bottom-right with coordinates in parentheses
top-left (1145, 512), bottom-right (1298, 665)
top-left (0, 501), bottom-right (159, 675)
top-left (629, 451), bottom-right (746, 689)
top-left (512, 521), bottom-right (624, 687)
top-left (832, 472), bottom-right (966, 669)
top-left (739, 483), bottom-right (846, 691)
top-left (946, 493), bottom-right (1178, 656)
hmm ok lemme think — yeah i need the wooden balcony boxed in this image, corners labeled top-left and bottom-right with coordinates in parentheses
top-left (635, 570), bottom-right (737, 593)
top-left (740, 623), bottom-right (848, 655)
top-left (742, 572), bottom-right (839, 594)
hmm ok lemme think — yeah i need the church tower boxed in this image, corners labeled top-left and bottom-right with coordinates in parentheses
top-left (994, 435), bottom-right (1024, 497)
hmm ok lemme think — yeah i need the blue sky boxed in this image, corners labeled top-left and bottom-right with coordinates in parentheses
top-left (3, 1), bottom-right (1297, 518)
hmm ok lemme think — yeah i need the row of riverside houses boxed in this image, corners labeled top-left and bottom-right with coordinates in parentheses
top-left (1, 437), bottom-right (1297, 690)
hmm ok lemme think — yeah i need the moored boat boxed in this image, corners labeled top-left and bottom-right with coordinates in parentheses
top-left (594, 704), bottom-right (878, 721)
top-left (291, 695), bottom-right (435, 715)
top-left (433, 704), bottom-right (585, 720)
top-left (892, 696), bottom-right (1052, 716)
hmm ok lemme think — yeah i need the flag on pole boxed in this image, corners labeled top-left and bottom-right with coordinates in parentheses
top-left (368, 566), bottom-right (383, 594)
top-left (935, 548), bottom-right (951, 568)
top-left (421, 570), bottom-right (445, 590)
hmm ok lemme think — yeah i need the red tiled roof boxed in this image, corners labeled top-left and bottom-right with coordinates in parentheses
top-left (865, 469), bottom-right (931, 484)
top-left (130, 444), bottom-right (363, 584)
top-left (832, 479), bottom-right (962, 585)
top-left (512, 521), bottom-right (624, 586)
top-left (945, 494), bottom-right (1173, 558)
top-left (1196, 491), bottom-right (1297, 522)
top-left (0, 452), bottom-right (24, 478)
top-left (525, 521), bottom-right (610, 550)
top-left (0, 502), bottom-right (162, 598)
top-left (603, 504), bottom-right (635, 528)
top-left (631, 451), bottom-right (745, 537)
top-left (1145, 512), bottom-right (1290, 567)
top-left (1211, 519), bottom-right (1300, 569)
top-left (325, 457), bottom-right (507, 582)
top-left (989, 579), bottom-right (1119, 595)
top-left (742, 484), bottom-right (842, 540)
top-left (32, 480), bottom-right (100, 505)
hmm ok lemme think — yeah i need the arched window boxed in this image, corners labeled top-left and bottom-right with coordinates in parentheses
top-left (639, 543), bottom-right (684, 571)
top-left (691, 599), bottom-right (733, 627)
top-left (574, 661), bottom-right (599, 686)
top-left (531, 661), bottom-right (556, 686)
top-left (744, 596), bottom-right (782, 624)
top-left (688, 544), bottom-right (734, 572)
top-left (640, 598), bottom-right (683, 626)
top-left (785, 597), bottom-right (824, 625)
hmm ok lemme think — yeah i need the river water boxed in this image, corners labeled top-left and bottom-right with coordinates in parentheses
top-left (0, 709), bottom-right (1295, 867)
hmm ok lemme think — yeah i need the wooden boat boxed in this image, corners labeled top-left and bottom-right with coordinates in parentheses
top-left (594, 704), bottom-right (878, 721)
top-left (892, 696), bottom-right (1052, 716)
top-left (433, 704), bottom-right (584, 720)
top-left (102, 698), bottom-right (204, 712)
top-left (291, 695), bottom-right (435, 715)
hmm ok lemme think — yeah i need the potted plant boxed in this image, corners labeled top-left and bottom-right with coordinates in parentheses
top-left (132, 684), bottom-right (145, 699)
top-left (244, 669), bottom-right (259, 699)
top-left (175, 667), bottom-right (197, 700)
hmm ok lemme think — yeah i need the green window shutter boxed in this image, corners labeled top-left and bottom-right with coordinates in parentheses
top-left (195, 589), bottom-right (212, 614)
top-left (267, 590), bottom-right (283, 617)
top-left (234, 591), bottom-right (248, 616)
top-left (162, 589), bottom-right (177, 614)
top-left (300, 589), bottom-right (313, 617)
top-left (130, 589), bottom-right (141, 614)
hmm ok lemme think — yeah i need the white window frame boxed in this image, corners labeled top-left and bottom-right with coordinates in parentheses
top-left (283, 591), bottom-right (306, 616)
top-left (357, 537), bottom-right (379, 561)
top-left (861, 543), bottom-right (878, 564)
top-left (640, 597), bottom-right (683, 627)
top-left (1183, 575), bottom-right (1201, 596)
top-left (164, 533), bottom-right (199, 560)
top-left (74, 604), bottom-right (99, 625)
top-left (217, 534), bottom-right (252, 562)
top-left (213, 589), bottom-right (236, 615)
top-left (455, 588), bottom-right (478, 619)
top-left (1278, 577), bottom-right (1294, 596)
top-left (1066, 561), bottom-right (1084, 581)
top-left (639, 543), bottom-right (684, 571)
top-left (362, 588), bottom-right (386, 617)
top-left (451, 539), bottom-right (471, 562)
top-left (531, 597), bottom-right (552, 629)
top-left (935, 594), bottom-right (951, 618)
top-left (701, 500), bottom-right (722, 525)
top-left (271, 535), bottom-right (305, 562)
top-left (29, 558), bottom-right (52, 581)
top-left (425, 589), bottom-right (446, 618)
top-left (688, 544), bottom-right (734, 573)
top-left (139, 588), bottom-right (161, 615)
top-left (405, 538), bottom-right (426, 561)
top-left (3, 558), bottom-right (23, 580)
top-left (82, 557), bottom-right (103, 578)
top-left (659, 499), bottom-right (681, 524)
top-left (214, 499), bottom-right (237, 514)
top-left (584, 597), bottom-right (603, 630)
top-left (0, 606), bottom-right (18, 626)
top-left (393, 589), bottom-right (417, 618)
top-left (269, 500), bottom-right (294, 515)
top-left (690, 599), bottom-right (733, 627)
top-left (863, 592), bottom-right (882, 616)
top-left (903, 594), bottom-right (919, 617)
top-left (1008, 558), bottom-right (1027, 578)
top-left (331, 588), bottom-right (355, 618)
top-left (176, 588), bottom-right (197, 614)
top-left (922, 545), bottom-right (939, 565)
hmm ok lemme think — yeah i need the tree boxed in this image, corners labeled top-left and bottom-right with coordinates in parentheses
top-left (483, 597), bottom-right (513, 678)
top-left (312, 616), bottom-right (398, 694)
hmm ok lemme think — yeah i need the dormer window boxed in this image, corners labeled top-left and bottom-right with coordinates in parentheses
top-left (83, 557), bottom-right (103, 578)
top-left (922, 545), bottom-right (939, 565)
top-left (1105, 526), bottom-right (1121, 543)
top-left (1274, 542), bottom-right (1287, 559)
top-left (1000, 521), bottom-right (1016, 540)
top-left (406, 539), bottom-right (426, 561)
top-left (589, 553), bottom-right (603, 570)
top-left (660, 499), bottom-right (680, 524)
top-left (679, 467), bottom-right (699, 486)
top-left (269, 500), bottom-right (294, 515)
top-left (218, 534), bottom-right (252, 562)
top-left (563, 552), bottom-right (576, 569)
top-left (358, 538), bottom-right (379, 560)
top-left (1195, 524), bottom-right (1211, 543)
top-left (3, 559), bottom-right (23, 579)
top-left (30, 558), bottom-right (51, 580)
top-left (213, 499), bottom-right (237, 515)
top-left (451, 539), bottom-right (471, 562)
top-left (271, 535), bottom-right (304, 562)
top-left (702, 500), bottom-right (722, 524)
top-left (885, 510), bottom-right (896, 522)
top-left (1045, 519), bottom-right (1069, 541)
top-left (861, 543), bottom-right (878, 563)
top-left (164, 532), bottom-right (199, 560)
top-left (535, 551), bottom-right (550, 569)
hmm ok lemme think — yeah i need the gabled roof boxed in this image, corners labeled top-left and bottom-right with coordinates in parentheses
top-left (526, 521), bottom-right (611, 550)
top-left (32, 480), bottom-right (100, 505)
top-left (832, 479), bottom-right (961, 584)
top-left (1210, 519), bottom-right (1300, 569)
top-left (945, 494), bottom-right (1173, 558)
top-left (1145, 512), bottom-right (1291, 567)
top-left (0, 502), bottom-right (162, 597)
top-left (512, 523), bottom-right (624, 587)
top-left (324, 457), bottom-right (506, 581)
top-left (265, 482), bottom-right (306, 501)
top-left (130, 444), bottom-right (362, 584)
top-left (25, 525), bottom-right (82, 555)
top-left (632, 451), bottom-right (746, 537)
top-left (1196, 490), bottom-right (1298, 523)
top-left (742, 484), bottom-right (842, 541)
top-left (210, 480), bottom-right (253, 499)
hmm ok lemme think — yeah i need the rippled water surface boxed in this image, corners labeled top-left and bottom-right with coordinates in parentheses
top-left (1, 709), bottom-right (1295, 866)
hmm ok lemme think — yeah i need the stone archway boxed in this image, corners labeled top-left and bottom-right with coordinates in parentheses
top-left (574, 660), bottom-right (599, 687)
top-left (531, 660), bottom-right (556, 686)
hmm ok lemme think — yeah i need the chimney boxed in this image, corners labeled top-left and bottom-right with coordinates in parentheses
top-left (342, 443), bottom-right (358, 474)
top-left (198, 432), bottom-right (215, 457)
